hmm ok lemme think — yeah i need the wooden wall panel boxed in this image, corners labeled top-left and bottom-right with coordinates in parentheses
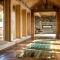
top-left (4, 0), bottom-right (12, 41)
top-left (16, 5), bottom-right (22, 38)
top-left (22, 10), bottom-right (27, 36)
top-left (56, 11), bottom-right (60, 39)
top-left (31, 11), bottom-right (35, 38)
top-left (27, 13), bottom-right (31, 35)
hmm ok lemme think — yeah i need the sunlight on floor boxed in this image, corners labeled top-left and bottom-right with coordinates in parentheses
top-left (35, 34), bottom-right (56, 39)
top-left (35, 34), bottom-right (56, 37)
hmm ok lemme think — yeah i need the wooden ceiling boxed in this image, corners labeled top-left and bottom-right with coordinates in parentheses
top-left (0, 1), bottom-right (3, 12)
top-left (0, 5), bottom-right (3, 12)
top-left (23, 0), bottom-right (43, 8)
top-left (47, 0), bottom-right (60, 7)
top-left (34, 12), bottom-right (56, 17)
top-left (39, 12), bottom-right (56, 16)
top-left (23, 0), bottom-right (60, 9)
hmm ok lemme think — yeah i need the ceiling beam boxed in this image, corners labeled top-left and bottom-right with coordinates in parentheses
top-left (0, 0), bottom-right (3, 5)
top-left (16, 0), bottom-right (31, 12)
top-left (31, 9), bottom-right (57, 12)
top-left (43, 0), bottom-right (46, 4)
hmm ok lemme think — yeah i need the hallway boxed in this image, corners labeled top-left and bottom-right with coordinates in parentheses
top-left (0, 0), bottom-right (60, 60)
top-left (0, 38), bottom-right (60, 60)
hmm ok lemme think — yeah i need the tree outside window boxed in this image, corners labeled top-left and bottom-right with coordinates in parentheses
top-left (0, 11), bottom-right (3, 22)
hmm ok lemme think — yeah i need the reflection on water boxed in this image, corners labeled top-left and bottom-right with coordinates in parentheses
top-left (16, 49), bottom-right (52, 58)
top-left (16, 40), bottom-right (52, 59)
top-left (27, 43), bottom-right (51, 49)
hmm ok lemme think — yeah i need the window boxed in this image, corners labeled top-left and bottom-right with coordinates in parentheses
top-left (42, 25), bottom-right (52, 29)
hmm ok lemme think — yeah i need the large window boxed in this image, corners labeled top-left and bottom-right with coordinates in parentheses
top-left (0, 0), bottom-right (3, 40)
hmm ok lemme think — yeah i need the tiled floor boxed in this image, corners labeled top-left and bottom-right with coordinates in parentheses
top-left (0, 38), bottom-right (60, 60)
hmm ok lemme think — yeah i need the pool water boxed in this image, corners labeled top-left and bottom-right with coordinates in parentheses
top-left (16, 40), bottom-right (52, 59)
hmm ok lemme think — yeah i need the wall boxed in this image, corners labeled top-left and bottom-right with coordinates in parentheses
top-left (35, 16), bottom-right (56, 34)
top-left (11, 6), bottom-right (16, 39)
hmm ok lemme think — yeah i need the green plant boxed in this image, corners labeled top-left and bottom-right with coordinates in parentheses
top-left (0, 12), bottom-right (3, 22)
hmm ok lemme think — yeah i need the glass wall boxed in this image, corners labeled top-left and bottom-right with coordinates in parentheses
top-left (0, 0), bottom-right (3, 40)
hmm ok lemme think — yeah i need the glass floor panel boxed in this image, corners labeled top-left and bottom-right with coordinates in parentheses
top-left (33, 40), bottom-right (51, 44)
top-left (27, 43), bottom-right (51, 49)
top-left (16, 40), bottom-right (52, 59)
top-left (16, 49), bottom-right (52, 58)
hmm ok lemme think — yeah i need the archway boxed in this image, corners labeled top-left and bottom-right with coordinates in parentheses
top-left (31, 9), bottom-right (59, 39)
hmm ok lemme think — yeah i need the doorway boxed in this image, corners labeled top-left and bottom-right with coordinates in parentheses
top-left (34, 12), bottom-right (56, 39)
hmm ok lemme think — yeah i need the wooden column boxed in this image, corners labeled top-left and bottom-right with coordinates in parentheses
top-left (22, 10), bottom-right (27, 36)
top-left (31, 11), bottom-right (35, 38)
top-left (56, 11), bottom-right (60, 39)
top-left (27, 13), bottom-right (31, 35)
top-left (16, 5), bottom-right (22, 38)
top-left (4, 0), bottom-right (12, 41)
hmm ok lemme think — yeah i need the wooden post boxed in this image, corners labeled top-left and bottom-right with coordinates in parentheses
top-left (22, 10), bottom-right (27, 36)
top-left (16, 5), bottom-right (22, 38)
top-left (27, 13), bottom-right (31, 35)
top-left (31, 11), bottom-right (35, 38)
top-left (56, 11), bottom-right (60, 39)
top-left (4, 0), bottom-right (12, 41)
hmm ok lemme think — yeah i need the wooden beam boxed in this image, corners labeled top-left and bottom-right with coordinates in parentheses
top-left (56, 11), bottom-right (60, 39)
top-left (31, 11), bottom-right (35, 38)
top-left (4, 0), bottom-right (12, 41)
top-left (0, 0), bottom-right (3, 5)
top-left (16, 5), bottom-right (22, 38)
top-left (43, 0), bottom-right (46, 4)
top-left (16, 0), bottom-right (31, 12)
top-left (13, 0), bottom-right (19, 6)
top-left (22, 10), bottom-right (27, 36)
top-left (31, 9), bottom-right (57, 12)
top-left (27, 13), bottom-right (31, 35)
